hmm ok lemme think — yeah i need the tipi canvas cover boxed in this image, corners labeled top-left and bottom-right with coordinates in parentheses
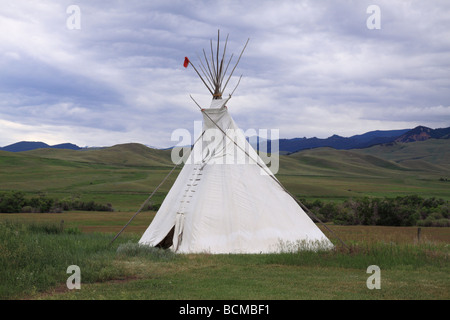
top-left (139, 32), bottom-right (333, 253)
top-left (139, 98), bottom-right (333, 253)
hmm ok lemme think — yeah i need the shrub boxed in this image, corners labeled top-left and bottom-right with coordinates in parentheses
top-left (0, 191), bottom-right (26, 213)
top-left (332, 206), bottom-right (356, 225)
top-left (28, 196), bottom-right (54, 213)
top-left (318, 202), bottom-right (339, 222)
top-left (0, 191), bottom-right (115, 213)
top-left (305, 195), bottom-right (449, 227)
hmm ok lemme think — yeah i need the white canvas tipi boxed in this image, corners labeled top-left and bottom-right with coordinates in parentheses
top-left (138, 33), bottom-right (333, 253)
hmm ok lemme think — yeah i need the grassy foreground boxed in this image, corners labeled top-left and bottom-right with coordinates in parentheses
top-left (0, 216), bottom-right (448, 300)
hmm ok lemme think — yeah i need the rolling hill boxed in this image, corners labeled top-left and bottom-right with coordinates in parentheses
top-left (353, 139), bottom-right (450, 171)
top-left (23, 143), bottom-right (174, 167)
top-left (0, 138), bottom-right (449, 211)
top-left (0, 143), bottom-right (177, 211)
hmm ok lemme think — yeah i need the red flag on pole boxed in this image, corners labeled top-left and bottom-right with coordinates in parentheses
top-left (183, 57), bottom-right (190, 68)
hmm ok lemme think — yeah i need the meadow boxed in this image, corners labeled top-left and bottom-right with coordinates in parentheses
top-left (0, 216), bottom-right (448, 300)
top-left (0, 139), bottom-right (449, 300)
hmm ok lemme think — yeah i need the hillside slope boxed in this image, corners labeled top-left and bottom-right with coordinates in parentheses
top-left (0, 144), bottom-right (178, 211)
top-left (275, 139), bottom-right (449, 199)
top-left (353, 139), bottom-right (449, 171)
top-left (1, 140), bottom-right (449, 209)
top-left (23, 143), bottom-right (174, 167)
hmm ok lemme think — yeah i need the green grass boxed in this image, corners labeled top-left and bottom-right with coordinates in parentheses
top-left (0, 220), bottom-right (134, 299)
top-left (0, 219), bottom-right (448, 300)
top-left (0, 145), bottom-right (178, 211)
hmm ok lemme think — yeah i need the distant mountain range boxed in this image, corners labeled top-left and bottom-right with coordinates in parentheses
top-left (276, 128), bottom-right (410, 153)
top-left (252, 126), bottom-right (450, 154)
top-left (0, 141), bottom-right (81, 152)
top-left (1, 125), bottom-right (449, 153)
top-left (395, 126), bottom-right (450, 143)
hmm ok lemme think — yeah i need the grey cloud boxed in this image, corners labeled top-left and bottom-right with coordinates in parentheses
top-left (0, 0), bottom-right (449, 147)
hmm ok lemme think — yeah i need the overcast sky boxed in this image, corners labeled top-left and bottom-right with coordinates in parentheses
top-left (1, 0), bottom-right (449, 148)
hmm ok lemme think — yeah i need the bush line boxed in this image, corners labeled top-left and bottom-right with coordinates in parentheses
top-left (0, 191), bottom-right (114, 213)
top-left (302, 194), bottom-right (449, 227)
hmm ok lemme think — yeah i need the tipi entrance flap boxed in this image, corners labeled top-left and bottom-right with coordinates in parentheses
top-left (156, 226), bottom-right (174, 249)
top-left (172, 213), bottom-right (185, 251)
